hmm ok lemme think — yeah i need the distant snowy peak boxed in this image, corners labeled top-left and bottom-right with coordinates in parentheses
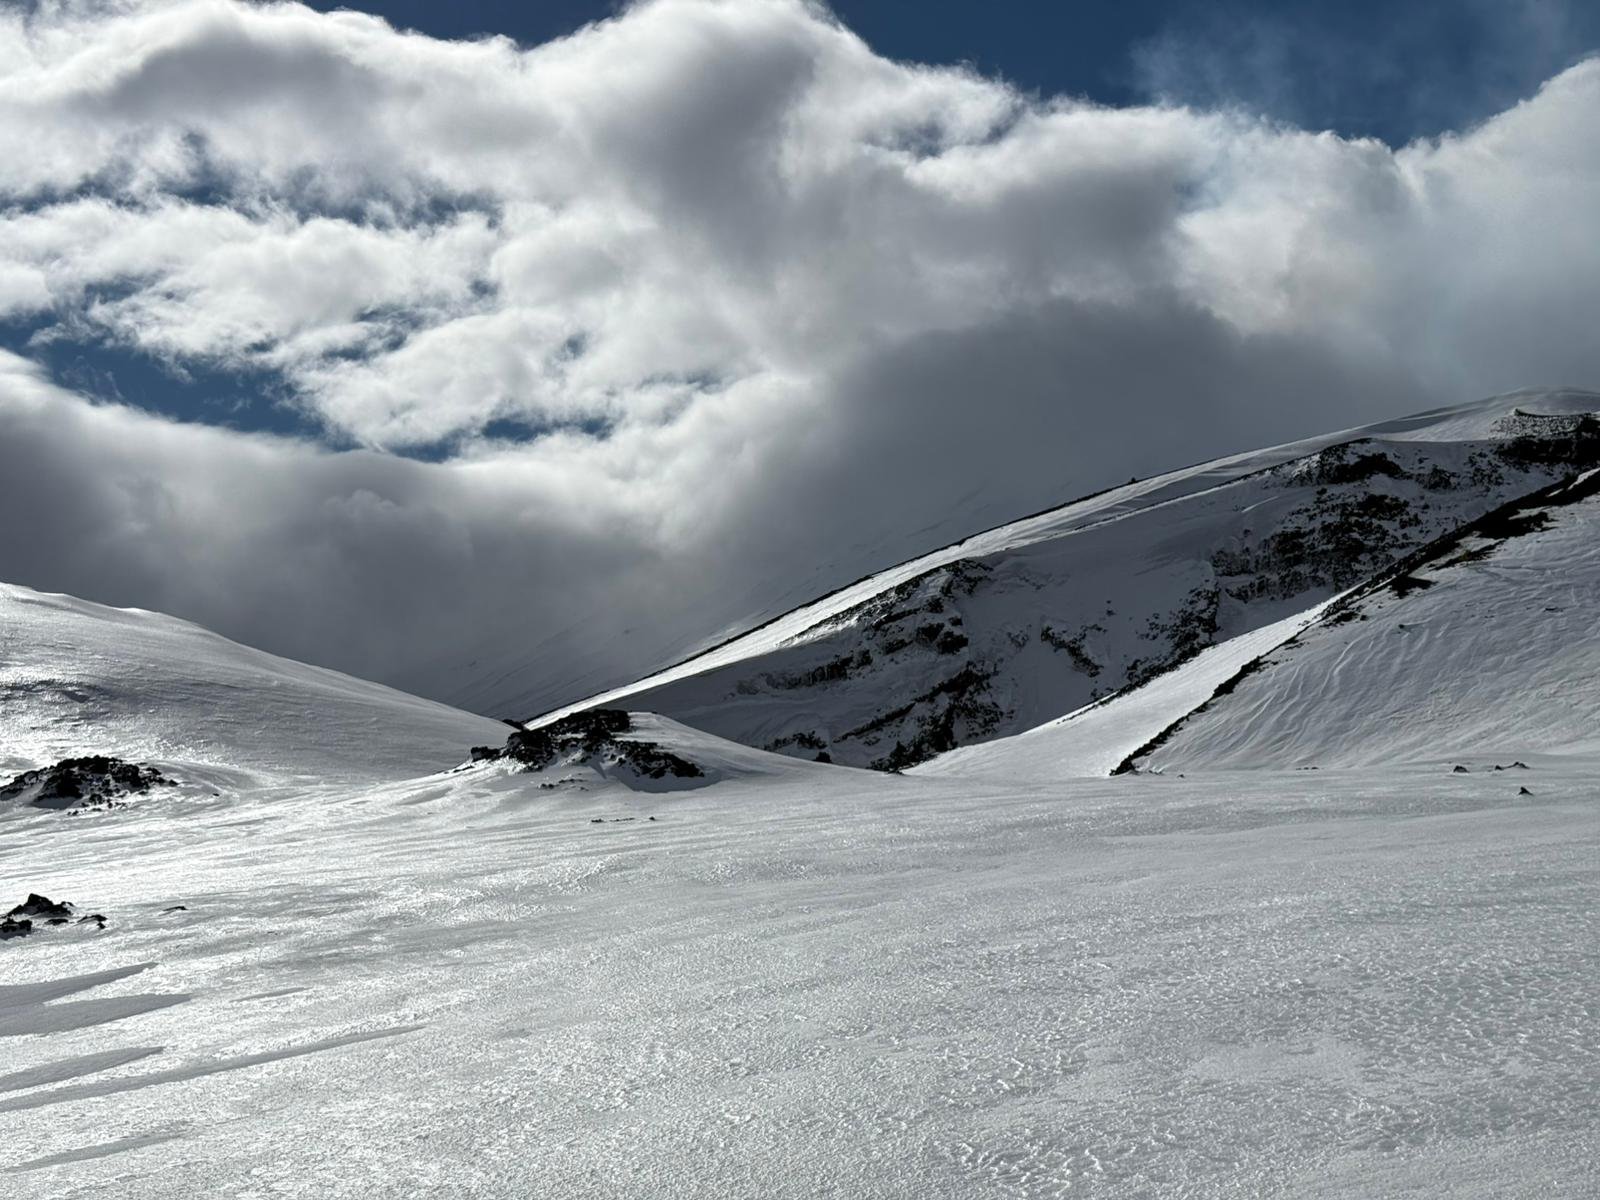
top-left (528, 389), bottom-right (1600, 771)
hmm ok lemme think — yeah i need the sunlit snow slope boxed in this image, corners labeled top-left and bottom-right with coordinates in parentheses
top-left (3, 705), bottom-right (1595, 1197)
top-left (0, 583), bottom-right (505, 782)
top-left (521, 389), bottom-right (1600, 771)
top-left (1131, 468), bottom-right (1600, 770)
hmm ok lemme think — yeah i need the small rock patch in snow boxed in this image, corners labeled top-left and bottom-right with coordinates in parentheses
top-left (0, 756), bottom-right (173, 812)
top-left (473, 710), bottom-right (705, 784)
top-left (1, 894), bottom-right (107, 940)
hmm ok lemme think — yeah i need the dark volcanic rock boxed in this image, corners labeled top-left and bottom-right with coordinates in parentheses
top-left (474, 709), bottom-right (704, 781)
top-left (1, 893), bottom-right (105, 939)
top-left (8, 893), bottom-right (73, 920)
top-left (1492, 410), bottom-right (1600, 469)
top-left (767, 730), bottom-right (827, 754)
top-left (0, 756), bottom-right (173, 812)
top-left (1301, 441), bottom-right (1410, 486)
top-left (615, 739), bottom-right (703, 780)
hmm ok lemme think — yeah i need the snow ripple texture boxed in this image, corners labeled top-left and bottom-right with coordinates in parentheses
top-left (1, 756), bottom-right (1594, 1197)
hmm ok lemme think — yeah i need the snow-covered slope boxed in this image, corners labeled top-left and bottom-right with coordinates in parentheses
top-left (0, 582), bottom-right (505, 783)
top-left (1128, 467), bottom-right (1600, 771)
top-left (4, 706), bottom-right (1596, 1197)
top-left (913, 599), bottom-right (1338, 781)
top-left (923, 458), bottom-right (1600, 781)
top-left (523, 389), bottom-right (1600, 770)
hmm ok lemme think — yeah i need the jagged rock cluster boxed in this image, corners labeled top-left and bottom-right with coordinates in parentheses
top-left (472, 710), bottom-right (703, 780)
top-left (1, 893), bottom-right (107, 940)
top-left (0, 756), bottom-right (172, 812)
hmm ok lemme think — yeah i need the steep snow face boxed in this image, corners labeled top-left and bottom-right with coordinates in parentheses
top-left (1131, 468), bottom-right (1600, 771)
top-left (0, 583), bottom-right (505, 783)
top-left (527, 391), bottom-right (1600, 770)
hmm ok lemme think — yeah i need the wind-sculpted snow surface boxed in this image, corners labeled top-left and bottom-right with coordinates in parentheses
top-left (0, 731), bottom-right (1595, 1197)
top-left (525, 389), bottom-right (1600, 770)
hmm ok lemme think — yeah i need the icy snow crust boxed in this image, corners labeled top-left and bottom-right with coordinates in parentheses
top-left (1, 731), bottom-right (1595, 1196)
top-left (522, 389), bottom-right (1600, 771)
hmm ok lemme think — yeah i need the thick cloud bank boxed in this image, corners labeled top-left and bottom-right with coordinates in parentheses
top-left (1, 0), bottom-right (1598, 708)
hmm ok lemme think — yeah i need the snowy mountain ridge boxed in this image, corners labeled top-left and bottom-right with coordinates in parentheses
top-left (520, 388), bottom-right (1600, 772)
top-left (444, 389), bottom-right (1567, 723)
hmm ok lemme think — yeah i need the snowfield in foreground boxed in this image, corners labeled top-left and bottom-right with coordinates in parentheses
top-left (1, 742), bottom-right (1595, 1197)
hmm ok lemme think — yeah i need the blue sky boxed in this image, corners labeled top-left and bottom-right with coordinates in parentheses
top-left (311, 0), bottom-right (1600, 144)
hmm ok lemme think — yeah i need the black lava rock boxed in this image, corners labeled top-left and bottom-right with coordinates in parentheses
top-left (0, 757), bottom-right (172, 811)
top-left (472, 709), bottom-right (703, 780)
top-left (7, 893), bottom-right (73, 920)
